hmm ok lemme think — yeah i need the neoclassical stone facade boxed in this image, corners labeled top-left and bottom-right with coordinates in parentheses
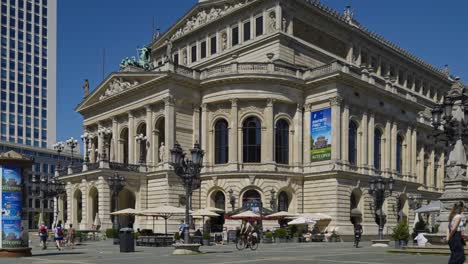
top-left (57, 0), bottom-right (455, 236)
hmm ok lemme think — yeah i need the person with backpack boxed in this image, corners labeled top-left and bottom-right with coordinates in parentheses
top-left (38, 222), bottom-right (48, 250)
top-left (54, 220), bottom-right (64, 251)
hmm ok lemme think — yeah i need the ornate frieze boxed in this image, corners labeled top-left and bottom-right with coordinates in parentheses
top-left (170, 0), bottom-right (253, 41)
top-left (99, 78), bottom-right (140, 101)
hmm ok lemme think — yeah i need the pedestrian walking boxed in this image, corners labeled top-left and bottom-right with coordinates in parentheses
top-left (448, 201), bottom-right (465, 264)
top-left (54, 220), bottom-right (65, 251)
top-left (38, 222), bottom-right (48, 250)
top-left (67, 224), bottom-right (76, 249)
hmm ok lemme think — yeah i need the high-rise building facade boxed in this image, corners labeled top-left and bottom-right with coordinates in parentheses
top-left (0, 0), bottom-right (56, 148)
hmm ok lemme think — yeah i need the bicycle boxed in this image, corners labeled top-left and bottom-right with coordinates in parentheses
top-left (354, 233), bottom-right (361, 248)
top-left (236, 234), bottom-right (258, 251)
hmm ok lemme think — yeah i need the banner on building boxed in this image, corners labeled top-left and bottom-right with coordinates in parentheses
top-left (310, 108), bottom-right (332, 162)
top-left (0, 166), bottom-right (23, 248)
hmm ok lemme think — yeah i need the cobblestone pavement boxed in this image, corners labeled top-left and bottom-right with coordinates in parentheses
top-left (0, 240), bottom-right (451, 264)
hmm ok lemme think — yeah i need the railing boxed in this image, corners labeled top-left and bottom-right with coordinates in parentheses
top-left (109, 162), bottom-right (141, 172)
top-left (205, 64), bottom-right (232, 78)
top-left (87, 162), bottom-right (99, 171)
top-left (69, 164), bottom-right (83, 174)
top-left (174, 65), bottom-right (194, 78)
top-left (304, 61), bottom-right (343, 79)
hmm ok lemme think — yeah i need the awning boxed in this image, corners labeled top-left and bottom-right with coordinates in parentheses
top-left (414, 200), bottom-right (441, 213)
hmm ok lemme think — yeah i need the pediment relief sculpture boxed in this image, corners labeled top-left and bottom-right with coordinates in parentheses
top-left (99, 78), bottom-right (140, 101)
top-left (170, 0), bottom-right (253, 41)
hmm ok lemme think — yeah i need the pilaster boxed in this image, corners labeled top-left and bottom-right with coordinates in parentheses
top-left (361, 111), bottom-right (368, 169)
top-left (164, 96), bottom-right (176, 163)
top-left (293, 103), bottom-right (303, 168)
top-left (112, 118), bottom-right (118, 162)
top-left (201, 103), bottom-right (209, 166)
top-left (264, 98), bottom-right (275, 163)
top-left (145, 105), bottom-right (153, 165)
top-left (229, 99), bottom-right (239, 165)
top-left (330, 96), bottom-right (342, 161)
top-left (368, 113), bottom-right (375, 170)
top-left (341, 104), bottom-right (349, 163)
top-left (303, 104), bottom-right (312, 165)
top-left (128, 112), bottom-right (135, 164)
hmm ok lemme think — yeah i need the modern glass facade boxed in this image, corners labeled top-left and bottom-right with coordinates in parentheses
top-left (0, 0), bottom-right (56, 148)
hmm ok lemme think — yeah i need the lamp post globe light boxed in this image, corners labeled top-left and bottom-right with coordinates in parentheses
top-left (431, 77), bottom-right (468, 232)
top-left (368, 176), bottom-right (394, 241)
top-left (108, 173), bottom-right (125, 244)
top-left (169, 142), bottom-right (204, 244)
top-left (66, 137), bottom-right (78, 165)
top-left (31, 172), bottom-right (66, 226)
top-left (53, 141), bottom-right (65, 170)
top-left (135, 134), bottom-right (147, 164)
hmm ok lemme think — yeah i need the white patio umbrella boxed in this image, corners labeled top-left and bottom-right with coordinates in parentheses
top-left (288, 217), bottom-right (316, 225)
top-left (230, 210), bottom-right (260, 219)
top-left (267, 211), bottom-right (296, 219)
top-left (110, 208), bottom-right (140, 216)
top-left (141, 205), bottom-right (186, 237)
top-left (288, 213), bottom-right (332, 221)
top-left (192, 209), bottom-right (220, 232)
top-left (205, 207), bottom-right (225, 213)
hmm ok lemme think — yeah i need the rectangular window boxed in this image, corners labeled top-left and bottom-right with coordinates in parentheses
top-left (210, 36), bottom-right (217, 55)
top-left (232, 26), bottom-right (239, 46)
top-left (173, 53), bottom-right (179, 65)
top-left (200, 41), bottom-right (207, 59)
top-left (244, 21), bottom-right (250, 41)
top-left (191, 44), bottom-right (197, 63)
top-left (255, 16), bottom-right (263, 36)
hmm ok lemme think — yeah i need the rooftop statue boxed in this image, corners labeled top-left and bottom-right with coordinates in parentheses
top-left (119, 46), bottom-right (152, 71)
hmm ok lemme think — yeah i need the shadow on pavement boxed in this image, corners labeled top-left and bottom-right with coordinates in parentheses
top-left (32, 252), bottom-right (85, 257)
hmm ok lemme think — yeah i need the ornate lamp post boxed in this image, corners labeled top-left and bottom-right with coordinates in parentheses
top-left (135, 134), bottom-right (147, 164)
top-left (169, 142), bottom-right (204, 244)
top-left (31, 174), bottom-right (66, 226)
top-left (66, 137), bottom-right (78, 165)
top-left (98, 128), bottom-right (112, 162)
top-left (81, 132), bottom-right (92, 163)
top-left (431, 78), bottom-right (468, 231)
top-left (53, 141), bottom-right (65, 170)
top-left (108, 173), bottom-right (125, 244)
top-left (368, 176), bottom-right (394, 240)
top-left (229, 189), bottom-right (236, 211)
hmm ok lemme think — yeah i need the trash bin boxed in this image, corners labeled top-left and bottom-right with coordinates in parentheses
top-left (119, 228), bottom-right (135, 252)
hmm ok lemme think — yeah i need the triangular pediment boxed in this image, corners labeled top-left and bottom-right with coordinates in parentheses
top-left (151, 0), bottom-right (256, 49)
top-left (76, 72), bottom-right (166, 112)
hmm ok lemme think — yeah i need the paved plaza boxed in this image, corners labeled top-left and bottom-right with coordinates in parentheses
top-left (0, 241), bottom-right (451, 264)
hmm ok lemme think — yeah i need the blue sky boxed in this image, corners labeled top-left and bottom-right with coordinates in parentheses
top-left (57, 0), bottom-right (468, 143)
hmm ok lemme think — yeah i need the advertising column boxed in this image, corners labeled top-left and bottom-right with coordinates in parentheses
top-left (0, 166), bottom-right (23, 248)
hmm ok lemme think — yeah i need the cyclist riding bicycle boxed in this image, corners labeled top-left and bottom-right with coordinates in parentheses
top-left (240, 220), bottom-right (255, 246)
top-left (354, 223), bottom-right (363, 247)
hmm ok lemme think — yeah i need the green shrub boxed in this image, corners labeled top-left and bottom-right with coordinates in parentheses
top-left (174, 232), bottom-right (180, 241)
top-left (265, 232), bottom-right (273, 239)
top-left (202, 231), bottom-right (211, 240)
top-left (274, 228), bottom-right (287, 239)
top-left (133, 232), bottom-right (140, 239)
top-left (392, 220), bottom-right (410, 241)
top-left (106, 228), bottom-right (118, 239)
top-left (140, 229), bottom-right (154, 236)
top-left (331, 231), bottom-right (339, 238)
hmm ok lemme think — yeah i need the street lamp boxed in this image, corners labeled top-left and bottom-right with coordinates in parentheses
top-left (108, 173), bottom-right (125, 244)
top-left (228, 189), bottom-right (236, 212)
top-left (31, 174), bottom-right (66, 226)
top-left (98, 128), bottom-right (112, 162)
top-left (135, 134), bottom-right (147, 164)
top-left (66, 137), bottom-right (78, 165)
top-left (169, 142), bottom-right (204, 244)
top-left (270, 189), bottom-right (277, 212)
top-left (81, 132), bottom-right (92, 163)
top-left (368, 176), bottom-right (394, 240)
top-left (53, 141), bottom-right (65, 170)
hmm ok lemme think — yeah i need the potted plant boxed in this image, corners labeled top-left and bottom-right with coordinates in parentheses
top-left (292, 232), bottom-right (300, 243)
top-left (263, 231), bottom-right (273, 244)
top-left (274, 228), bottom-right (287, 243)
top-left (330, 231), bottom-right (339, 242)
top-left (202, 231), bottom-right (211, 246)
top-left (173, 232), bottom-right (180, 242)
top-left (392, 220), bottom-right (410, 249)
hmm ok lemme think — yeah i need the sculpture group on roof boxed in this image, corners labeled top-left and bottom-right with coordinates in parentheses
top-left (120, 47), bottom-right (152, 71)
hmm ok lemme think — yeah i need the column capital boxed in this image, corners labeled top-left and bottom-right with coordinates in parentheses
top-left (163, 96), bottom-right (175, 106)
top-left (145, 104), bottom-right (153, 112)
top-left (112, 116), bottom-right (118, 124)
top-left (192, 104), bottom-right (201, 112)
top-left (296, 103), bottom-right (304, 112)
top-left (266, 98), bottom-right (275, 107)
top-left (329, 96), bottom-right (343, 106)
top-left (201, 103), bottom-right (208, 112)
top-left (230, 98), bottom-right (239, 107)
top-left (128, 111), bottom-right (135, 119)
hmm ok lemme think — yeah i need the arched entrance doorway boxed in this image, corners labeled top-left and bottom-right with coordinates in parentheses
top-left (88, 187), bottom-right (99, 228)
top-left (350, 189), bottom-right (363, 224)
top-left (73, 189), bottom-right (82, 226)
top-left (117, 189), bottom-right (136, 228)
top-left (242, 190), bottom-right (262, 214)
top-left (210, 191), bottom-right (225, 232)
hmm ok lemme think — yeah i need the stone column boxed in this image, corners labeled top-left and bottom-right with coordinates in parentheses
top-left (97, 177), bottom-right (112, 229)
top-left (164, 97), bottom-right (176, 163)
top-left (112, 118), bottom-right (118, 162)
top-left (65, 183), bottom-right (73, 227)
top-left (80, 180), bottom-right (88, 230)
top-left (384, 120), bottom-right (392, 172)
top-left (341, 104), bottom-right (349, 163)
top-left (293, 103), bottom-right (303, 168)
top-left (391, 121), bottom-right (397, 173)
top-left (229, 99), bottom-right (239, 165)
top-left (192, 105), bottom-right (200, 145)
top-left (368, 113), bottom-right (375, 169)
top-left (275, 3), bottom-right (282, 32)
top-left (417, 146), bottom-right (424, 184)
top-left (264, 98), bottom-right (275, 163)
top-left (201, 103), bottom-right (209, 165)
top-left (346, 42), bottom-right (354, 64)
top-left (330, 97), bottom-right (342, 161)
top-left (97, 123), bottom-right (104, 160)
top-left (361, 111), bottom-right (368, 168)
top-left (128, 112), bottom-right (135, 164)
top-left (411, 128), bottom-right (417, 179)
top-left (405, 128), bottom-right (412, 176)
top-left (145, 105), bottom-right (153, 165)
top-left (303, 104), bottom-right (312, 165)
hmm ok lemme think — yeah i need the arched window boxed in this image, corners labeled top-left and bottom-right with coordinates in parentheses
top-left (214, 119), bottom-right (229, 164)
top-left (277, 192), bottom-right (289, 212)
top-left (120, 128), bottom-right (129, 164)
top-left (374, 129), bottom-right (382, 170)
top-left (348, 121), bottom-right (358, 165)
top-left (396, 135), bottom-right (404, 173)
top-left (275, 119), bottom-right (289, 164)
top-left (214, 191), bottom-right (225, 211)
top-left (242, 190), bottom-right (261, 211)
top-left (243, 117), bottom-right (261, 163)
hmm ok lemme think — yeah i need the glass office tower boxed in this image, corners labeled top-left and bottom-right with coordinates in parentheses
top-left (0, 0), bottom-right (56, 148)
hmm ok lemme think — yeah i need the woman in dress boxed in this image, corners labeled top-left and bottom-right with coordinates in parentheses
top-left (448, 202), bottom-right (465, 264)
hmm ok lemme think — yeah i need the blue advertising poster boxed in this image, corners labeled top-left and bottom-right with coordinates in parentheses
top-left (310, 108), bottom-right (332, 162)
top-left (0, 166), bottom-right (23, 248)
top-left (1, 167), bottom-right (22, 192)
